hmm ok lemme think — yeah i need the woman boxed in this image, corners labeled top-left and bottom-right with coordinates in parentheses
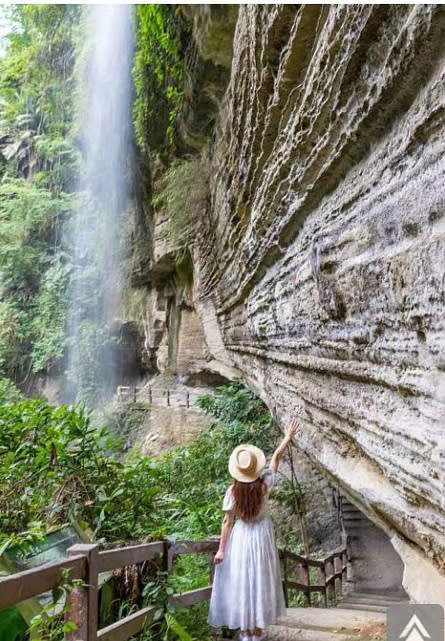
top-left (208, 418), bottom-right (299, 641)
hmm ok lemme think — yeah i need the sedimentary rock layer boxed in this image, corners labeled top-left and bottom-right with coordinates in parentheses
top-left (193, 5), bottom-right (445, 588)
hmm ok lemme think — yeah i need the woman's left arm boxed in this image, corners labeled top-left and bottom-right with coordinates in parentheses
top-left (213, 510), bottom-right (234, 564)
top-left (270, 418), bottom-right (299, 473)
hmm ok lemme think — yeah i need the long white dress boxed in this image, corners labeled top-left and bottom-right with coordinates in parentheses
top-left (208, 469), bottom-right (286, 631)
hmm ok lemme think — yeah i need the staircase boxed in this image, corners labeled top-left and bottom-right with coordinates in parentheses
top-left (338, 496), bottom-right (409, 613)
top-left (338, 590), bottom-right (409, 612)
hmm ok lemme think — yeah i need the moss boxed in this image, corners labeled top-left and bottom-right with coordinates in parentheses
top-left (108, 403), bottom-right (148, 442)
top-left (120, 287), bottom-right (149, 326)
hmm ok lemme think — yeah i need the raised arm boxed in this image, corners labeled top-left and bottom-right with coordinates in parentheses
top-left (270, 418), bottom-right (299, 474)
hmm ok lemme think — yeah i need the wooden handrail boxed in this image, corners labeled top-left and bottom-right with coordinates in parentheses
top-left (97, 605), bottom-right (157, 641)
top-left (0, 554), bottom-right (86, 611)
top-left (279, 543), bottom-right (348, 607)
top-left (116, 386), bottom-right (201, 407)
top-left (0, 538), bottom-right (220, 641)
top-left (0, 537), bottom-right (349, 640)
top-left (279, 549), bottom-right (325, 568)
top-left (98, 541), bottom-right (164, 572)
top-left (169, 586), bottom-right (213, 608)
top-left (167, 538), bottom-right (219, 570)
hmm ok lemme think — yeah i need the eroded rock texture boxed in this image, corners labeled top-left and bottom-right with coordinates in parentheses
top-left (192, 5), bottom-right (445, 599)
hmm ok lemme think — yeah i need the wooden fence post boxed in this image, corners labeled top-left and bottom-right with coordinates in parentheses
top-left (318, 565), bottom-right (328, 607)
top-left (298, 561), bottom-right (310, 607)
top-left (342, 548), bottom-right (348, 582)
top-left (334, 555), bottom-right (342, 597)
top-left (162, 539), bottom-right (170, 573)
top-left (208, 536), bottom-right (220, 585)
top-left (167, 390), bottom-right (170, 406)
top-left (279, 551), bottom-right (289, 607)
top-left (325, 557), bottom-right (335, 605)
top-left (66, 544), bottom-right (99, 641)
top-left (149, 388), bottom-right (152, 405)
top-left (186, 391), bottom-right (190, 408)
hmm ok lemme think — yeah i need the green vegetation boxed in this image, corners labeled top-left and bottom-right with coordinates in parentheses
top-left (0, 5), bottom-right (195, 395)
top-left (0, 6), bottom-right (79, 385)
top-left (0, 376), bottom-right (23, 403)
top-left (0, 398), bottom-right (162, 545)
top-left (153, 157), bottom-right (209, 256)
top-left (133, 5), bottom-right (188, 156)
top-left (0, 382), bottom-right (276, 545)
top-left (0, 382), bottom-right (288, 639)
top-left (0, 178), bottom-right (72, 377)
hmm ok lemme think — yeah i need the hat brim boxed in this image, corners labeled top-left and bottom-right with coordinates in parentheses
top-left (228, 444), bottom-right (266, 483)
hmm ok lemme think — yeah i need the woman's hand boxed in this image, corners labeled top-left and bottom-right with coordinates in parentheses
top-left (214, 549), bottom-right (224, 565)
top-left (271, 418), bottom-right (300, 473)
top-left (285, 417), bottom-right (299, 441)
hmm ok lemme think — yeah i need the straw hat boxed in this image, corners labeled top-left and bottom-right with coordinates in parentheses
top-left (228, 444), bottom-right (266, 483)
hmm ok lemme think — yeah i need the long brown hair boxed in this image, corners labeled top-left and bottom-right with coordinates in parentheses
top-left (232, 477), bottom-right (266, 521)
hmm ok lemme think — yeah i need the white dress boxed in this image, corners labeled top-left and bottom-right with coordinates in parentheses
top-left (208, 469), bottom-right (286, 631)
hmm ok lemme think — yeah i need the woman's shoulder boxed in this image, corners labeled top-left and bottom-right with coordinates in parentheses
top-left (261, 467), bottom-right (276, 488)
top-left (222, 483), bottom-right (235, 511)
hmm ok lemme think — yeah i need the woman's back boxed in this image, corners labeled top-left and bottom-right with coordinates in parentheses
top-left (225, 468), bottom-right (275, 524)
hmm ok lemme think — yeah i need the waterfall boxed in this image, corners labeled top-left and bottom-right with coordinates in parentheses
top-left (65, 6), bottom-right (134, 403)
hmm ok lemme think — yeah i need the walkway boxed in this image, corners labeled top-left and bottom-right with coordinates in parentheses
top-left (268, 607), bottom-right (386, 641)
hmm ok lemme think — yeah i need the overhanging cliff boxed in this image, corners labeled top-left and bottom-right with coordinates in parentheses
top-left (185, 5), bottom-right (445, 602)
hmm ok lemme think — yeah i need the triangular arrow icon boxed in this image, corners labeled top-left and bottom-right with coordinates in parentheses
top-left (403, 628), bottom-right (429, 641)
top-left (400, 615), bottom-right (431, 640)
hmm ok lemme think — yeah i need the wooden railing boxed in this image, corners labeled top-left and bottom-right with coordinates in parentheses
top-left (0, 538), bottom-right (219, 641)
top-left (0, 538), bottom-right (349, 641)
top-left (116, 386), bottom-right (201, 408)
top-left (116, 385), bottom-right (142, 402)
top-left (279, 544), bottom-right (348, 607)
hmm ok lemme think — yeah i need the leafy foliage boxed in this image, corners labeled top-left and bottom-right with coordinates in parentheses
top-left (155, 382), bottom-right (277, 541)
top-left (28, 569), bottom-right (83, 641)
top-left (0, 382), bottom-right (277, 545)
top-left (0, 6), bottom-right (79, 382)
top-left (0, 383), bottom-right (282, 640)
top-left (30, 258), bottom-right (70, 372)
top-left (0, 177), bottom-right (71, 375)
top-left (153, 157), bottom-right (209, 254)
top-left (0, 399), bottom-right (163, 545)
top-left (0, 6), bottom-right (80, 141)
top-left (0, 376), bottom-right (23, 404)
top-left (133, 5), bottom-right (188, 156)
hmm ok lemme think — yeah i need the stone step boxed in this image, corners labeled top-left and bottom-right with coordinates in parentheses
top-left (266, 607), bottom-right (386, 641)
top-left (281, 607), bottom-right (387, 625)
top-left (341, 597), bottom-right (407, 608)
top-left (267, 625), bottom-right (350, 641)
top-left (337, 602), bottom-right (387, 613)
top-left (350, 591), bottom-right (409, 603)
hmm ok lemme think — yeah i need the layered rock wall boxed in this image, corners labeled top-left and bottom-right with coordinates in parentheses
top-left (191, 5), bottom-right (445, 602)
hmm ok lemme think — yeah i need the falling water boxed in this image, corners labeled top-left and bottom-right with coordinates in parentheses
top-left (65, 6), bottom-right (134, 403)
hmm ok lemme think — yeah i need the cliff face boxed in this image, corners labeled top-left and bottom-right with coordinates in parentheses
top-left (189, 5), bottom-right (445, 601)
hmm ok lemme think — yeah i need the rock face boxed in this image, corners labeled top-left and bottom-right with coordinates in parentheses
top-left (188, 5), bottom-right (445, 602)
